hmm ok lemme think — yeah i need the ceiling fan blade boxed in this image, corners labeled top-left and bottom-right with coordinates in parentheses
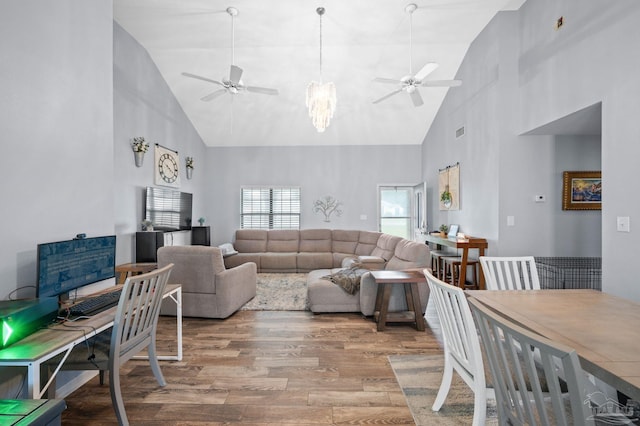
top-left (182, 72), bottom-right (224, 86)
top-left (200, 89), bottom-right (227, 102)
top-left (246, 86), bottom-right (279, 95)
top-left (422, 79), bottom-right (462, 87)
top-left (229, 65), bottom-right (243, 85)
top-left (373, 77), bottom-right (403, 85)
top-left (410, 89), bottom-right (424, 107)
top-left (372, 89), bottom-right (403, 104)
top-left (414, 62), bottom-right (439, 81)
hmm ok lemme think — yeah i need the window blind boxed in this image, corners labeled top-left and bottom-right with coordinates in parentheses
top-left (241, 187), bottom-right (300, 229)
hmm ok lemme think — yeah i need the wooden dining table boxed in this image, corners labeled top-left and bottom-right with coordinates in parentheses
top-left (466, 289), bottom-right (640, 401)
top-left (424, 233), bottom-right (488, 289)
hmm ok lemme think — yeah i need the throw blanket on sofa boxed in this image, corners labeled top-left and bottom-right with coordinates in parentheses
top-left (322, 267), bottom-right (369, 295)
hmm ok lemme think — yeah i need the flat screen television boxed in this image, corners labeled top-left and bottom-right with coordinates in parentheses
top-left (37, 235), bottom-right (116, 298)
top-left (144, 186), bottom-right (193, 231)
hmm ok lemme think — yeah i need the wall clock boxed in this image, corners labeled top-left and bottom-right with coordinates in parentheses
top-left (154, 144), bottom-right (180, 188)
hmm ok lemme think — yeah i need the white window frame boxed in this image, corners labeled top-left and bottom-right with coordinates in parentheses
top-left (240, 186), bottom-right (301, 229)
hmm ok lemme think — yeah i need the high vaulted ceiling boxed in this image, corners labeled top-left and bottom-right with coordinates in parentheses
top-left (114, 0), bottom-right (524, 147)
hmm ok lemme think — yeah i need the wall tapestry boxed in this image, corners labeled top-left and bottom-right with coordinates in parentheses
top-left (439, 163), bottom-right (460, 211)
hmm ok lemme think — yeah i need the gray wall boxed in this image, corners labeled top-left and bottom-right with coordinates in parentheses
top-left (423, 0), bottom-right (640, 300)
top-left (0, 0), bottom-right (114, 398)
top-left (0, 0), bottom-right (114, 298)
top-left (113, 22), bottom-right (208, 262)
top-left (207, 145), bottom-right (422, 245)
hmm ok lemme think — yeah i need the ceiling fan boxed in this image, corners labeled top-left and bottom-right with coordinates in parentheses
top-left (181, 6), bottom-right (279, 102)
top-left (373, 3), bottom-right (461, 107)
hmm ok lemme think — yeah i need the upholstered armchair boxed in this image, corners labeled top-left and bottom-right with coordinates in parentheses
top-left (157, 245), bottom-right (257, 319)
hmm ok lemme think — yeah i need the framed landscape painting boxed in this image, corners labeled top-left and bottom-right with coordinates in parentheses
top-left (562, 171), bottom-right (601, 210)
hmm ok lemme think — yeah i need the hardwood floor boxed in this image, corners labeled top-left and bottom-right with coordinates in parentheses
top-left (61, 307), bottom-right (445, 425)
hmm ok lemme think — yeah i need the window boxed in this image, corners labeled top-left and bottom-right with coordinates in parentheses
top-left (379, 186), bottom-right (412, 239)
top-left (241, 187), bottom-right (300, 229)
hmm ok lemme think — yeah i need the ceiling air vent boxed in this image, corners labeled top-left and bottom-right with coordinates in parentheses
top-left (455, 126), bottom-right (465, 139)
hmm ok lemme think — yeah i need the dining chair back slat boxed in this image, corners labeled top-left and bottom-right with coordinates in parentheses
top-left (480, 256), bottom-right (541, 290)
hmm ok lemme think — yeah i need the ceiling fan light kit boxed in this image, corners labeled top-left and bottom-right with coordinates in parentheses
top-left (372, 3), bottom-right (462, 107)
top-left (306, 6), bottom-right (336, 133)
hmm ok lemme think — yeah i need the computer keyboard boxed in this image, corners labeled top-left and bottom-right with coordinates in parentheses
top-left (68, 289), bottom-right (122, 316)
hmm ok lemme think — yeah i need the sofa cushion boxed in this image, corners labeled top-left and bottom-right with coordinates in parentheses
top-left (355, 231), bottom-right (381, 255)
top-left (331, 230), bottom-right (359, 254)
top-left (260, 252), bottom-right (298, 272)
top-left (371, 234), bottom-right (401, 261)
top-left (299, 229), bottom-right (332, 252)
top-left (307, 269), bottom-right (361, 313)
top-left (224, 253), bottom-right (262, 270)
top-left (386, 239), bottom-right (430, 270)
top-left (297, 252), bottom-right (334, 272)
top-left (266, 230), bottom-right (300, 252)
top-left (234, 229), bottom-right (268, 253)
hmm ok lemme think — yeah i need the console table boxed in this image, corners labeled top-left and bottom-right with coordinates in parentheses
top-left (0, 285), bottom-right (182, 399)
top-left (371, 270), bottom-right (426, 331)
top-left (424, 233), bottom-right (488, 289)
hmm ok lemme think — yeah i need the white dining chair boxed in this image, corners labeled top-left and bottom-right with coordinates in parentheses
top-left (423, 269), bottom-right (488, 426)
top-left (468, 296), bottom-right (595, 426)
top-left (47, 264), bottom-right (174, 425)
top-left (480, 256), bottom-right (541, 290)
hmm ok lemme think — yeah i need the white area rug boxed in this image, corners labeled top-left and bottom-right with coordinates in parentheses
top-left (240, 273), bottom-right (309, 311)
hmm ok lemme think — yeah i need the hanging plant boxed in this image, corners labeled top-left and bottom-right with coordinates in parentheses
top-left (440, 185), bottom-right (452, 208)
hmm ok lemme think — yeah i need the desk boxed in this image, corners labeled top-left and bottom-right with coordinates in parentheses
top-left (371, 270), bottom-right (426, 331)
top-left (0, 399), bottom-right (66, 425)
top-left (466, 289), bottom-right (640, 401)
top-left (424, 233), bottom-right (488, 289)
top-left (115, 262), bottom-right (157, 284)
top-left (0, 284), bottom-right (182, 399)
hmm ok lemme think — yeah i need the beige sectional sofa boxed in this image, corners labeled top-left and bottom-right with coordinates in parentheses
top-left (224, 229), bottom-right (431, 316)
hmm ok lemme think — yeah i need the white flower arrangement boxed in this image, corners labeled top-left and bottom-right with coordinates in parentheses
top-left (131, 137), bottom-right (149, 153)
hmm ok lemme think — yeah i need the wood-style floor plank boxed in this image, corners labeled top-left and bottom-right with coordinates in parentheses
top-left (61, 308), bottom-right (444, 425)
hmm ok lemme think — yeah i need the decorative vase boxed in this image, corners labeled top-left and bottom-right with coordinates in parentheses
top-left (134, 151), bottom-right (144, 167)
top-left (186, 167), bottom-right (193, 179)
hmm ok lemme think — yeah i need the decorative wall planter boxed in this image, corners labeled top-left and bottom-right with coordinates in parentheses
top-left (131, 137), bottom-right (149, 168)
top-left (186, 167), bottom-right (193, 179)
top-left (134, 151), bottom-right (145, 167)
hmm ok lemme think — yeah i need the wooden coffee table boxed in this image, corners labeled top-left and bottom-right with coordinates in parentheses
top-left (371, 270), bottom-right (426, 331)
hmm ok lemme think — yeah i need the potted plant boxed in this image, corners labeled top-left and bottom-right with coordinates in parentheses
top-left (198, 217), bottom-right (205, 226)
top-left (439, 224), bottom-right (448, 237)
top-left (131, 137), bottom-right (149, 167)
top-left (440, 186), bottom-right (452, 209)
top-left (142, 220), bottom-right (154, 231)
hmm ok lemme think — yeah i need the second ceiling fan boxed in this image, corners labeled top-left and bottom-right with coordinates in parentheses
top-left (373, 3), bottom-right (461, 107)
top-left (182, 6), bottom-right (278, 102)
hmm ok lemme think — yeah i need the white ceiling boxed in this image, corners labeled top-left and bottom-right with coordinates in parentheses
top-left (114, 0), bottom-right (525, 147)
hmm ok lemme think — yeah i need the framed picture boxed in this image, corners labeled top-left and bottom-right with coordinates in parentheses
top-left (562, 171), bottom-right (601, 210)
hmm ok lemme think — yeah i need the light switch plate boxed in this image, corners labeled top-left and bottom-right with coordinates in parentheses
top-left (617, 216), bottom-right (630, 232)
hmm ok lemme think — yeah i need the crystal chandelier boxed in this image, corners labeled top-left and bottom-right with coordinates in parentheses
top-left (306, 7), bottom-right (336, 133)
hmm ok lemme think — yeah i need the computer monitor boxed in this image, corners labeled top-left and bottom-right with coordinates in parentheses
top-left (36, 235), bottom-right (116, 298)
